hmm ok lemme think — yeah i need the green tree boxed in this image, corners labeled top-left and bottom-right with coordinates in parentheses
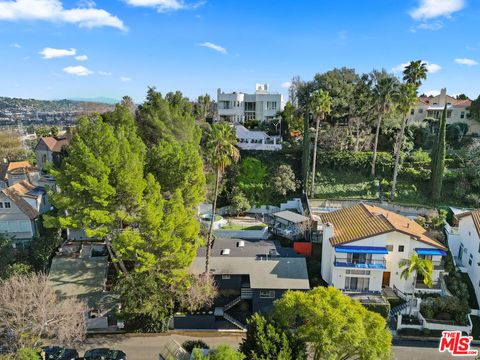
top-left (371, 75), bottom-right (399, 177)
top-left (309, 90), bottom-right (331, 197)
top-left (399, 253), bottom-right (433, 314)
top-left (402, 60), bottom-right (428, 88)
top-left (271, 164), bottom-right (297, 198)
top-left (50, 126), bottom-right (60, 137)
top-left (280, 101), bottom-right (303, 135)
top-left (469, 95), bottom-right (480, 122)
top-left (204, 123), bottom-right (240, 273)
top-left (430, 104), bottom-right (447, 200)
top-left (273, 287), bottom-right (392, 360)
top-left (236, 157), bottom-right (267, 205)
top-left (192, 345), bottom-right (245, 360)
top-left (0, 131), bottom-right (28, 161)
top-left (230, 189), bottom-right (251, 216)
top-left (390, 83), bottom-right (419, 200)
top-left (195, 94), bottom-right (212, 122)
top-left (0, 234), bottom-right (15, 279)
top-left (240, 313), bottom-right (305, 360)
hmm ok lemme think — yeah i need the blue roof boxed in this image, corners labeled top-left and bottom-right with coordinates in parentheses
top-left (335, 246), bottom-right (388, 254)
top-left (415, 248), bottom-right (447, 256)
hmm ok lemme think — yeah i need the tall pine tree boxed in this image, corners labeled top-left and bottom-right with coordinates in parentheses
top-left (430, 104), bottom-right (447, 201)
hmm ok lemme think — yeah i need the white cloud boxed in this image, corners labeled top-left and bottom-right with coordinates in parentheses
top-left (198, 42), bottom-right (227, 54)
top-left (454, 58), bottom-right (478, 66)
top-left (466, 45), bottom-right (477, 51)
top-left (77, 0), bottom-right (95, 7)
top-left (410, 0), bottom-right (465, 20)
top-left (0, 0), bottom-right (126, 30)
top-left (63, 65), bottom-right (93, 76)
top-left (281, 81), bottom-right (291, 89)
top-left (98, 71), bottom-right (112, 76)
top-left (392, 61), bottom-right (441, 74)
top-left (125, 0), bottom-right (204, 12)
top-left (40, 47), bottom-right (76, 59)
top-left (424, 90), bottom-right (441, 97)
top-left (11, 43), bottom-right (21, 48)
top-left (414, 21), bottom-right (443, 31)
top-left (75, 54), bottom-right (88, 61)
top-left (120, 76), bottom-right (131, 82)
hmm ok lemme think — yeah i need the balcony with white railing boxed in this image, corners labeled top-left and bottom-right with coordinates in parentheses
top-left (333, 256), bottom-right (386, 269)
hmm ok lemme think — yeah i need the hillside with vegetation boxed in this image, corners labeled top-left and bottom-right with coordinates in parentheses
top-left (0, 96), bottom-right (114, 114)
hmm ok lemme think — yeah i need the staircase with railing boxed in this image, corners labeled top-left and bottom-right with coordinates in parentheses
top-left (224, 296), bottom-right (242, 311)
top-left (223, 313), bottom-right (246, 331)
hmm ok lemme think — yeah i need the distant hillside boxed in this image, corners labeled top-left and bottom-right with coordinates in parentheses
top-left (0, 96), bottom-right (115, 114)
top-left (68, 97), bottom-right (120, 105)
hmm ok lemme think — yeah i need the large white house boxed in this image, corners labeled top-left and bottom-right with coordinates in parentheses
top-left (447, 210), bottom-right (480, 307)
top-left (217, 84), bottom-right (284, 123)
top-left (406, 88), bottom-right (477, 134)
top-left (320, 204), bottom-right (447, 295)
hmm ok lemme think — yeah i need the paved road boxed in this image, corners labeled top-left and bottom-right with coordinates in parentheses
top-left (78, 334), bottom-right (479, 360)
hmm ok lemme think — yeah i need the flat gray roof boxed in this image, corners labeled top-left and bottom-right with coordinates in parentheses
top-left (191, 238), bottom-right (310, 290)
top-left (49, 245), bottom-right (117, 311)
top-left (273, 210), bottom-right (310, 224)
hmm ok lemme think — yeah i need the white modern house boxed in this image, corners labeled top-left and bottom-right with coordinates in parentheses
top-left (447, 210), bottom-right (480, 307)
top-left (235, 125), bottom-right (282, 151)
top-left (406, 88), bottom-right (477, 134)
top-left (217, 84), bottom-right (284, 123)
top-left (320, 204), bottom-right (447, 295)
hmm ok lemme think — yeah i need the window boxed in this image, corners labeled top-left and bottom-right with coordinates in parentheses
top-left (386, 245), bottom-right (393, 252)
top-left (0, 202), bottom-right (3, 209)
top-left (346, 270), bottom-right (371, 275)
top-left (345, 277), bottom-right (370, 291)
top-left (260, 290), bottom-right (275, 298)
top-left (461, 111), bottom-right (465, 119)
top-left (221, 274), bottom-right (231, 280)
top-left (267, 101), bottom-right (277, 110)
top-left (4, 202), bottom-right (11, 209)
top-left (398, 245), bottom-right (404, 252)
top-left (469, 254), bottom-right (473, 266)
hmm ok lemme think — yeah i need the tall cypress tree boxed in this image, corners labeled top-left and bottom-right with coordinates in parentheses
top-left (430, 104), bottom-right (447, 201)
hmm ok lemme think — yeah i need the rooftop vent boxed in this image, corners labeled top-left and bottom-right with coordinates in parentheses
top-left (221, 249), bottom-right (231, 256)
top-left (237, 241), bottom-right (245, 248)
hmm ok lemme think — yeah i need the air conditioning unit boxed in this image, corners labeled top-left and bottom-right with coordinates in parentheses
top-left (221, 249), bottom-right (231, 256)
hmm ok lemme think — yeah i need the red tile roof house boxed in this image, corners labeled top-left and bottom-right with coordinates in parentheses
top-left (35, 136), bottom-right (70, 170)
top-left (319, 203), bottom-right (447, 296)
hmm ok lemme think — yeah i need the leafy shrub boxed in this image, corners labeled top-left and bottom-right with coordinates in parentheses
top-left (183, 340), bottom-right (210, 353)
top-left (420, 296), bottom-right (469, 325)
top-left (316, 150), bottom-right (394, 176)
top-left (362, 302), bottom-right (391, 319)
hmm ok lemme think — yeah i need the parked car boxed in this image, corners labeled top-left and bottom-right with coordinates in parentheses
top-left (41, 346), bottom-right (79, 360)
top-left (83, 348), bottom-right (126, 360)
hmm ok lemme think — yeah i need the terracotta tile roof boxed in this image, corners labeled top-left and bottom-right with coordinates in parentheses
top-left (319, 203), bottom-right (447, 250)
top-left (39, 137), bottom-right (69, 152)
top-left (1, 180), bottom-right (40, 220)
top-left (457, 210), bottom-right (480, 237)
top-left (7, 161), bottom-right (32, 172)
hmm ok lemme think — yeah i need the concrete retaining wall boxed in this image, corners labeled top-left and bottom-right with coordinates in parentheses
top-left (309, 199), bottom-right (438, 217)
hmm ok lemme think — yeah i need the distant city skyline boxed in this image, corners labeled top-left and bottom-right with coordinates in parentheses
top-left (0, 0), bottom-right (479, 102)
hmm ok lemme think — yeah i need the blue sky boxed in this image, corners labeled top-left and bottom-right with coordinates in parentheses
top-left (0, 0), bottom-right (479, 102)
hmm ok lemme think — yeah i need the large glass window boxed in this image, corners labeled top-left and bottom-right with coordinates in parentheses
top-left (346, 253), bottom-right (372, 264)
top-left (345, 277), bottom-right (370, 291)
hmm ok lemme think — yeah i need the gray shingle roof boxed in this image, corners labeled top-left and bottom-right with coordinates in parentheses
top-left (191, 238), bottom-right (310, 290)
top-left (273, 210), bottom-right (310, 224)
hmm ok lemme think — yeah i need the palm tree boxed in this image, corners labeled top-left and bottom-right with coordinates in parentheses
top-left (399, 254), bottom-right (433, 314)
top-left (204, 123), bottom-right (240, 273)
top-left (390, 83), bottom-right (418, 200)
top-left (371, 76), bottom-right (399, 178)
top-left (308, 90), bottom-right (331, 197)
top-left (403, 60), bottom-right (428, 88)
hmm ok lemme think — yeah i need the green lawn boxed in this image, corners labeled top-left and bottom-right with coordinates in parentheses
top-left (314, 170), bottom-right (378, 200)
top-left (221, 224), bottom-right (267, 230)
